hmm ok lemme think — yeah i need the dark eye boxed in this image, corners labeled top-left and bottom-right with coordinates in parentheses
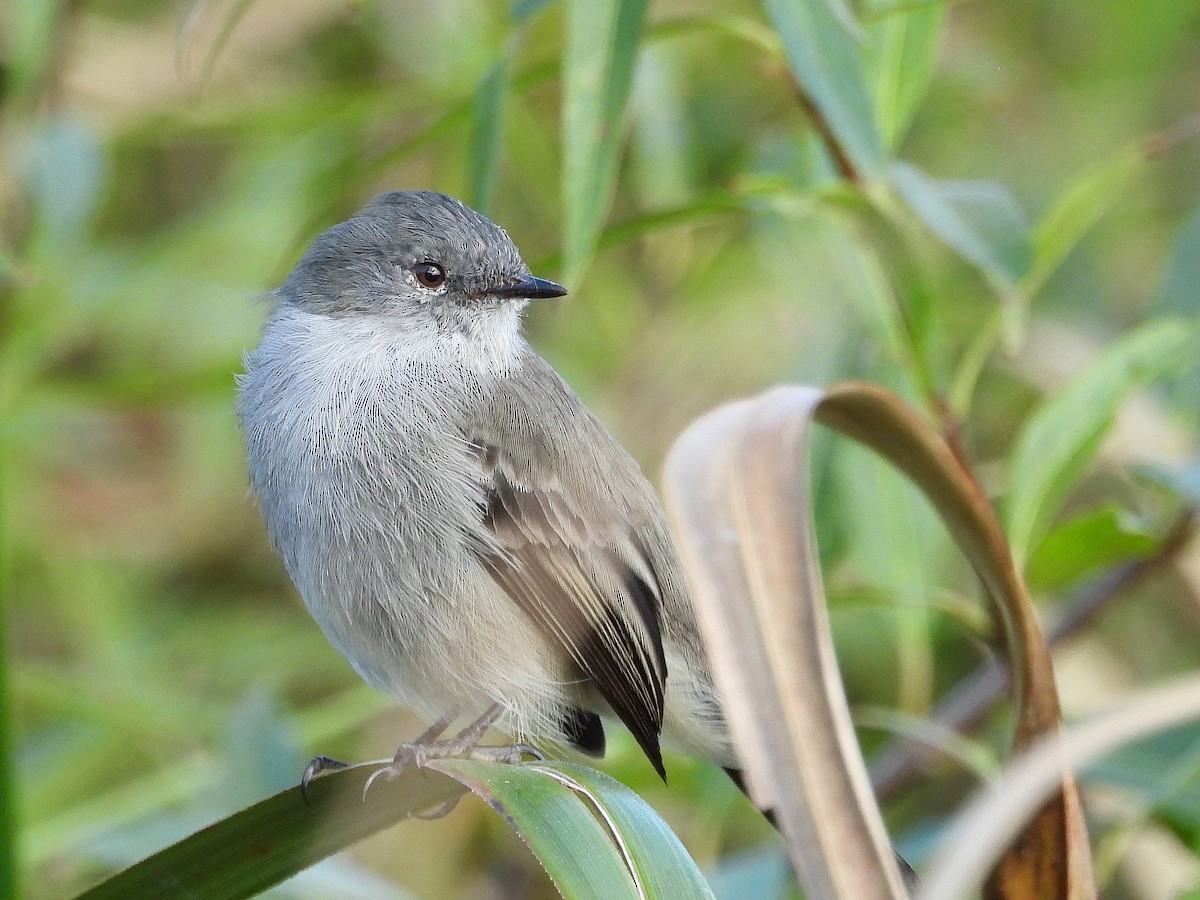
top-left (413, 261), bottom-right (446, 289)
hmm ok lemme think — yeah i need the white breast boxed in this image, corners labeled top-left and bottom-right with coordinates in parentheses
top-left (237, 302), bottom-right (570, 726)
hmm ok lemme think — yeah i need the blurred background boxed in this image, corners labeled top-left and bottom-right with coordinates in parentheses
top-left (2, 0), bottom-right (1199, 897)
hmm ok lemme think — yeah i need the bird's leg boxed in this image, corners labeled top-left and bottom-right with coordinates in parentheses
top-left (364, 703), bottom-right (545, 798)
top-left (390, 702), bottom-right (540, 767)
top-left (411, 709), bottom-right (460, 744)
top-left (299, 709), bottom-right (460, 802)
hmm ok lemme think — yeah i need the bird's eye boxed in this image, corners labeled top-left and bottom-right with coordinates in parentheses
top-left (413, 262), bottom-right (446, 289)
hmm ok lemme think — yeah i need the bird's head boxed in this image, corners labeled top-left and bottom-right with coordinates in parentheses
top-left (280, 191), bottom-right (567, 333)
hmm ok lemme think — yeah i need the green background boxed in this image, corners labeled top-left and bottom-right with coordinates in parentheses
top-left (3, 0), bottom-right (1199, 896)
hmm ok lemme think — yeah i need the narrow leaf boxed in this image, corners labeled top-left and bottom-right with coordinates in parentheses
top-left (79, 755), bottom-right (713, 900)
top-left (468, 59), bottom-right (509, 216)
top-left (838, 441), bottom-right (939, 713)
top-left (562, 0), bottom-right (649, 285)
top-left (534, 762), bottom-right (716, 898)
top-left (1006, 318), bottom-right (1199, 570)
top-left (1021, 141), bottom-right (1145, 302)
top-left (77, 763), bottom-right (468, 900)
top-left (763, 0), bottom-right (885, 179)
top-left (1026, 505), bottom-right (1157, 594)
top-left (864, 1), bottom-right (944, 148)
top-left (814, 382), bottom-right (1095, 898)
top-left (891, 161), bottom-right (1031, 296)
top-left (430, 760), bottom-right (645, 899)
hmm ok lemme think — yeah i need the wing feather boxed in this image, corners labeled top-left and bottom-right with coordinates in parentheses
top-left (476, 453), bottom-right (668, 777)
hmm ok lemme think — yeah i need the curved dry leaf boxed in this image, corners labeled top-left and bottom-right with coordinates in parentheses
top-left (664, 387), bottom-right (907, 899)
top-left (663, 381), bottom-right (1095, 899)
top-left (816, 382), bottom-right (1093, 898)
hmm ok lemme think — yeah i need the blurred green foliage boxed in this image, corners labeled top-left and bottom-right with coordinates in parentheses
top-left (1, 0), bottom-right (1198, 897)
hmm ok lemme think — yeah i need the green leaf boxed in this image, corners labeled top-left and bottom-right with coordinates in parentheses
top-left (435, 761), bottom-right (714, 898)
top-left (1020, 141), bottom-right (1145, 303)
top-left (821, 188), bottom-right (949, 402)
top-left (763, 0), bottom-right (885, 178)
top-left (630, 46), bottom-right (692, 209)
top-left (1005, 318), bottom-right (1200, 570)
top-left (562, 0), bottom-right (649, 286)
top-left (78, 758), bottom-right (713, 900)
top-left (864, 0), bottom-right (944, 148)
top-left (76, 763), bottom-right (469, 900)
top-left (1026, 504), bottom-right (1158, 594)
top-left (530, 762), bottom-right (717, 898)
top-left (839, 438), bottom-right (941, 712)
top-left (468, 59), bottom-right (509, 216)
top-left (891, 161), bottom-right (1031, 297)
top-left (431, 760), bottom-right (646, 899)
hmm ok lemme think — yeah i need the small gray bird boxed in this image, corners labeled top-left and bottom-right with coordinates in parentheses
top-left (238, 191), bottom-right (735, 782)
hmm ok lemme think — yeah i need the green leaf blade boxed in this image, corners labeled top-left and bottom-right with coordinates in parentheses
top-left (891, 161), bottom-right (1031, 296)
top-left (1021, 142), bottom-right (1145, 303)
top-left (468, 59), bottom-right (509, 216)
top-left (562, 0), bottom-right (649, 286)
top-left (1005, 318), bottom-right (1200, 570)
top-left (865, 1), bottom-right (944, 149)
top-left (432, 760), bottom-right (639, 900)
top-left (433, 759), bottom-right (715, 900)
top-left (536, 762), bottom-right (717, 899)
top-left (763, 0), bottom-right (885, 178)
top-left (1026, 504), bottom-right (1158, 594)
top-left (76, 764), bottom-right (469, 900)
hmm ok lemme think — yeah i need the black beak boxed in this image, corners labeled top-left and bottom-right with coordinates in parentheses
top-left (488, 274), bottom-right (568, 300)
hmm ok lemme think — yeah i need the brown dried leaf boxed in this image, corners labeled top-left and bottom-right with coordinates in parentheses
top-left (664, 387), bottom-right (908, 899)
top-left (663, 381), bottom-right (1095, 899)
top-left (817, 382), bottom-right (1094, 899)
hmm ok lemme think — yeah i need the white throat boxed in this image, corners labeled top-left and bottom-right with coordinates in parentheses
top-left (275, 301), bottom-right (528, 378)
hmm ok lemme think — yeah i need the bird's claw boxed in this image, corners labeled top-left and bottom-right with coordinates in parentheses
top-left (300, 754), bottom-right (349, 804)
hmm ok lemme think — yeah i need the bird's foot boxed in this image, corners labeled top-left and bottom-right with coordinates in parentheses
top-left (362, 704), bottom-right (543, 799)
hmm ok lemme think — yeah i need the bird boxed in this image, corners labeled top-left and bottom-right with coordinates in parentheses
top-left (238, 191), bottom-right (920, 889)
top-left (237, 190), bottom-right (736, 788)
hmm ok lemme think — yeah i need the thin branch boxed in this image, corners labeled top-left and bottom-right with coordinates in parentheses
top-left (768, 60), bottom-right (861, 184)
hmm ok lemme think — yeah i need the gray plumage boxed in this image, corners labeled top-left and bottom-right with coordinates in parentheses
top-left (237, 191), bottom-right (733, 776)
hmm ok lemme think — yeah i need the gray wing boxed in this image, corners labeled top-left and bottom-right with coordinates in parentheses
top-left (469, 356), bottom-right (671, 777)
